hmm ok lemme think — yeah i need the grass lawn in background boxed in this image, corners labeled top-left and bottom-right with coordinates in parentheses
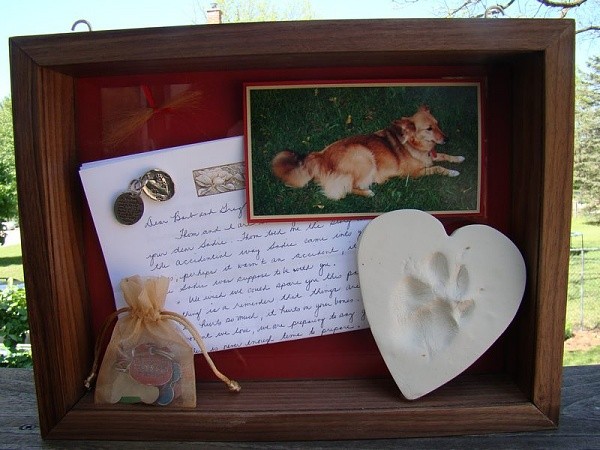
top-left (565, 213), bottom-right (600, 366)
top-left (568, 214), bottom-right (600, 331)
top-left (0, 244), bottom-right (24, 281)
top-left (564, 346), bottom-right (600, 366)
top-left (570, 214), bottom-right (600, 247)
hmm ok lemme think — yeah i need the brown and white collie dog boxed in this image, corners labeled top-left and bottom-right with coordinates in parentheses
top-left (271, 105), bottom-right (464, 200)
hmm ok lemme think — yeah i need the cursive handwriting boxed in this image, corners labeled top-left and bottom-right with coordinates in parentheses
top-left (130, 191), bottom-right (369, 352)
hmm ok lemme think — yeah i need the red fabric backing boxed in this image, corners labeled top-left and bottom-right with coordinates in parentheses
top-left (77, 64), bottom-right (513, 381)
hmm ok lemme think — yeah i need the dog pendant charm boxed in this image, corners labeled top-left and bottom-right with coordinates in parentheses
top-left (141, 169), bottom-right (175, 202)
top-left (113, 169), bottom-right (175, 225)
top-left (114, 343), bottom-right (181, 405)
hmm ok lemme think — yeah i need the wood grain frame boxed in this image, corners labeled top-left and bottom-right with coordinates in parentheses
top-left (9, 19), bottom-right (574, 440)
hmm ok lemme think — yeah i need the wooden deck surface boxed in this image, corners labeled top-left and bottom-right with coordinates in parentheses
top-left (0, 365), bottom-right (598, 449)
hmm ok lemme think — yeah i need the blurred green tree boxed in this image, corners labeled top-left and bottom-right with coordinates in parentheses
top-left (0, 97), bottom-right (18, 222)
top-left (574, 56), bottom-right (600, 217)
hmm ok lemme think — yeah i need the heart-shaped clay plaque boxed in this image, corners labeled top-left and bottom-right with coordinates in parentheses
top-left (358, 210), bottom-right (526, 400)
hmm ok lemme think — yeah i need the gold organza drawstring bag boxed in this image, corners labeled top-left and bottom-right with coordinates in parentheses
top-left (85, 275), bottom-right (239, 406)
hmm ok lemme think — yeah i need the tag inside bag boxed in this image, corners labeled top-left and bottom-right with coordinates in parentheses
top-left (85, 275), bottom-right (240, 407)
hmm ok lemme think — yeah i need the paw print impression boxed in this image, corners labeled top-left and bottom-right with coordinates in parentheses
top-left (394, 251), bottom-right (475, 359)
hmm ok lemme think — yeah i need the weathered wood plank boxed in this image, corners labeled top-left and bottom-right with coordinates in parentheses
top-left (0, 366), bottom-right (598, 448)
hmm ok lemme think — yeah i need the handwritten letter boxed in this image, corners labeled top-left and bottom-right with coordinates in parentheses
top-left (80, 137), bottom-right (370, 352)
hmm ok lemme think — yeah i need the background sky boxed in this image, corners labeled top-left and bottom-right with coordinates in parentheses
top-left (1, 0), bottom-right (598, 99)
top-left (0, 0), bottom-right (404, 99)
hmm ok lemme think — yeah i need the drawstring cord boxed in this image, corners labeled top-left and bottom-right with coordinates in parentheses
top-left (84, 307), bottom-right (240, 393)
top-left (160, 311), bottom-right (240, 392)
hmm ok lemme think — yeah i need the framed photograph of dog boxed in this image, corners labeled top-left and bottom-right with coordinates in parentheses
top-left (245, 80), bottom-right (483, 222)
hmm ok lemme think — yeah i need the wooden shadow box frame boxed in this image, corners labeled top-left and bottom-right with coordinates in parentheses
top-left (10, 19), bottom-right (574, 441)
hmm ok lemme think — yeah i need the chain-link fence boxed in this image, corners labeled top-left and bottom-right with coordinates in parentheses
top-left (568, 232), bottom-right (600, 331)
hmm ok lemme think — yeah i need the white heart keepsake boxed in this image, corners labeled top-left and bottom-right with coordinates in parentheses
top-left (358, 210), bottom-right (526, 400)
